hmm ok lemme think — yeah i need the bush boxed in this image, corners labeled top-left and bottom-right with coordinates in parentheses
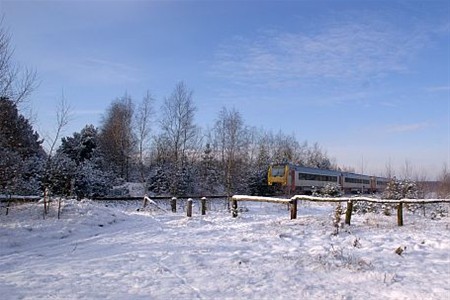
top-left (314, 183), bottom-right (343, 197)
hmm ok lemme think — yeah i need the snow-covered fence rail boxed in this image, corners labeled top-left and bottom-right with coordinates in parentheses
top-left (231, 195), bottom-right (297, 219)
top-left (95, 195), bottom-right (227, 214)
top-left (291, 196), bottom-right (450, 226)
top-left (0, 195), bottom-right (42, 216)
top-left (0, 195), bottom-right (41, 201)
top-left (232, 195), bottom-right (450, 226)
top-left (141, 196), bottom-right (212, 216)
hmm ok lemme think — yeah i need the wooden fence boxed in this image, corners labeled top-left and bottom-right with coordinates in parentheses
top-left (3, 193), bottom-right (449, 226)
top-left (232, 195), bottom-right (450, 226)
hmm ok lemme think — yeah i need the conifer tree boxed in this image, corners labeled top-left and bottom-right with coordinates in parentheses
top-left (0, 97), bottom-right (45, 195)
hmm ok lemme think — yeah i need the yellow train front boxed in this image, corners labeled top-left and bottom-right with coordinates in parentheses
top-left (267, 164), bottom-right (293, 194)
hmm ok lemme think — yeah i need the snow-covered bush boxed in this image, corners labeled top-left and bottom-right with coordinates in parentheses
top-left (73, 161), bottom-right (115, 199)
top-left (383, 177), bottom-right (418, 200)
top-left (332, 203), bottom-right (343, 235)
top-left (313, 183), bottom-right (343, 197)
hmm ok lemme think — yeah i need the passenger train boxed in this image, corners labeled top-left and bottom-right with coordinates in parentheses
top-left (268, 163), bottom-right (389, 195)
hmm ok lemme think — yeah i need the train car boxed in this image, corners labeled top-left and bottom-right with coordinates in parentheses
top-left (375, 177), bottom-right (389, 192)
top-left (296, 166), bottom-right (340, 194)
top-left (268, 163), bottom-right (388, 195)
top-left (341, 172), bottom-right (371, 194)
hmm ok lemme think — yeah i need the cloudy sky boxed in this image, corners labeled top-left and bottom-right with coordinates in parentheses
top-left (1, 0), bottom-right (449, 178)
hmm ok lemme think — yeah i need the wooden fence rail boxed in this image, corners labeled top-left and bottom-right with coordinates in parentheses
top-left (232, 195), bottom-right (450, 226)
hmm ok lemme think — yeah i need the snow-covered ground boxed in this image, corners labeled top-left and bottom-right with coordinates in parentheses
top-left (0, 199), bottom-right (449, 299)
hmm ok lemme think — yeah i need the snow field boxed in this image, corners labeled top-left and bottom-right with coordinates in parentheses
top-left (0, 199), bottom-right (449, 299)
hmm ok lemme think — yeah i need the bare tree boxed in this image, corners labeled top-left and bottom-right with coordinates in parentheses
top-left (213, 106), bottom-right (248, 195)
top-left (99, 94), bottom-right (135, 181)
top-left (401, 159), bottom-right (414, 180)
top-left (413, 167), bottom-right (429, 198)
top-left (46, 91), bottom-right (72, 158)
top-left (438, 164), bottom-right (450, 198)
top-left (135, 91), bottom-right (154, 183)
top-left (0, 17), bottom-right (37, 105)
top-left (305, 142), bottom-right (332, 169)
top-left (269, 131), bottom-right (303, 164)
top-left (159, 82), bottom-right (198, 166)
top-left (158, 82), bottom-right (198, 195)
top-left (42, 93), bottom-right (72, 215)
top-left (385, 158), bottom-right (394, 179)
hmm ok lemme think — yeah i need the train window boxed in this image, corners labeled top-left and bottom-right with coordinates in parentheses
top-left (345, 177), bottom-right (369, 184)
top-left (299, 173), bottom-right (337, 182)
top-left (271, 166), bottom-right (285, 177)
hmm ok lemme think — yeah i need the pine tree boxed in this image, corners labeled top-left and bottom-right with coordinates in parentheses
top-left (0, 97), bottom-right (45, 195)
top-left (74, 160), bottom-right (114, 199)
top-left (199, 143), bottom-right (222, 196)
top-left (147, 164), bottom-right (171, 196)
top-left (55, 125), bottom-right (117, 198)
top-left (59, 124), bottom-right (99, 165)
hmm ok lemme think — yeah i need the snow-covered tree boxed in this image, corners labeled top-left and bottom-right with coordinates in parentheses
top-left (304, 142), bottom-right (333, 169)
top-left (154, 82), bottom-right (200, 196)
top-left (383, 177), bottom-right (418, 200)
top-left (198, 143), bottom-right (222, 196)
top-left (59, 124), bottom-right (99, 165)
top-left (147, 164), bottom-right (171, 196)
top-left (46, 153), bottom-right (77, 196)
top-left (0, 97), bottom-right (45, 195)
top-left (54, 125), bottom-right (118, 198)
top-left (213, 106), bottom-right (249, 195)
top-left (73, 160), bottom-right (114, 199)
top-left (248, 143), bottom-right (273, 196)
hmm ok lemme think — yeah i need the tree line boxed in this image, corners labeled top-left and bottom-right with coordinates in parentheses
top-left (0, 83), bottom-right (336, 198)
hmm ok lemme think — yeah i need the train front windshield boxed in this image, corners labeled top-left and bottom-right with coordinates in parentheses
top-left (271, 165), bottom-right (286, 177)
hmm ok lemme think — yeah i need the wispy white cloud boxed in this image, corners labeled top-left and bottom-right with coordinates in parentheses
top-left (379, 101), bottom-right (398, 108)
top-left (426, 85), bottom-right (450, 92)
top-left (309, 92), bottom-right (369, 107)
top-left (387, 122), bottom-right (432, 133)
top-left (70, 58), bottom-right (140, 85)
top-left (38, 55), bottom-right (141, 86)
top-left (210, 14), bottom-right (433, 88)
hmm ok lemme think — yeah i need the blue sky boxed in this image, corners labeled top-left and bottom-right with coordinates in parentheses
top-left (1, 0), bottom-right (449, 179)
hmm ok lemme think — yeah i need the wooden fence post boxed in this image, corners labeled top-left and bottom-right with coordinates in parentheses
top-left (142, 195), bottom-right (148, 208)
top-left (170, 197), bottom-right (177, 213)
top-left (397, 202), bottom-right (403, 226)
top-left (187, 198), bottom-right (193, 217)
top-left (290, 199), bottom-right (297, 220)
top-left (5, 193), bottom-right (11, 216)
top-left (345, 200), bottom-right (353, 225)
top-left (42, 187), bottom-right (49, 220)
top-left (44, 187), bottom-right (49, 216)
top-left (201, 197), bottom-right (206, 215)
top-left (57, 197), bottom-right (62, 220)
top-left (232, 198), bottom-right (238, 218)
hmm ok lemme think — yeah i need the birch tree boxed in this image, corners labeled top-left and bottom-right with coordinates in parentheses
top-left (213, 106), bottom-right (248, 195)
top-left (135, 91), bottom-right (155, 183)
top-left (158, 82), bottom-right (198, 195)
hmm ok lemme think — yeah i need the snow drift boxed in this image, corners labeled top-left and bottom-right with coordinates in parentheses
top-left (0, 199), bottom-right (449, 299)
